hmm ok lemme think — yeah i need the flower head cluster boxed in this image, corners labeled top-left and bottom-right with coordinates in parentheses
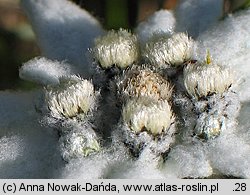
top-left (45, 75), bottom-right (96, 119)
top-left (111, 65), bottom-right (175, 155)
top-left (9, 0), bottom-right (250, 179)
top-left (117, 66), bottom-right (174, 135)
top-left (142, 33), bottom-right (195, 68)
top-left (93, 29), bottom-right (139, 69)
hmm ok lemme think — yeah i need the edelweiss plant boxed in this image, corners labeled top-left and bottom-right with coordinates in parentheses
top-left (1, 0), bottom-right (250, 179)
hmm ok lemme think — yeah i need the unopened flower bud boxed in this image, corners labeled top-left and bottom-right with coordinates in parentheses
top-left (142, 33), bottom-right (195, 68)
top-left (93, 29), bottom-right (139, 69)
top-left (45, 75), bottom-right (96, 119)
top-left (194, 115), bottom-right (222, 140)
top-left (183, 56), bottom-right (234, 99)
top-left (59, 127), bottom-right (100, 161)
top-left (122, 98), bottom-right (174, 136)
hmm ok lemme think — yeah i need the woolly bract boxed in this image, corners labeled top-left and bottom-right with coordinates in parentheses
top-left (0, 91), bottom-right (63, 178)
top-left (21, 0), bottom-right (104, 77)
top-left (93, 29), bottom-right (139, 69)
top-left (122, 98), bottom-right (173, 135)
top-left (142, 33), bottom-right (195, 68)
top-left (19, 57), bottom-right (74, 85)
top-left (183, 61), bottom-right (234, 99)
top-left (136, 10), bottom-right (175, 44)
top-left (175, 0), bottom-right (224, 38)
top-left (45, 75), bottom-right (96, 119)
top-left (118, 68), bottom-right (172, 101)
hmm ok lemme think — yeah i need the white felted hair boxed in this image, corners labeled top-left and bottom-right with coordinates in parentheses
top-left (136, 10), bottom-right (176, 44)
top-left (21, 0), bottom-right (104, 77)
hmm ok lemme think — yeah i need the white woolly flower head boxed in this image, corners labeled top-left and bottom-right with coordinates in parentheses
top-left (142, 33), bottom-right (195, 68)
top-left (93, 29), bottom-right (139, 69)
top-left (122, 98), bottom-right (174, 136)
top-left (45, 75), bottom-right (96, 119)
top-left (118, 67), bottom-right (173, 101)
top-left (183, 55), bottom-right (234, 99)
top-left (59, 127), bottom-right (100, 162)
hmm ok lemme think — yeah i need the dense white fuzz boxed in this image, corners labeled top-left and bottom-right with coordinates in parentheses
top-left (59, 145), bottom-right (130, 179)
top-left (163, 144), bottom-right (213, 178)
top-left (0, 136), bottom-right (24, 163)
top-left (142, 33), bottom-right (195, 68)
top-left (136, 10), bottom-right (176, 44)
top-left (59, 152), bottom-right (110, 179)
top-left (118, 68), bottom-right (172, 101)
top-left (0, 91), bottom-right (63, 178)
top-left (237, 101), bottom-right (250, 143)
top-left (208, 134), bottom-right (250, 178)
top-left (19, 57), bottom-right (74, 85)
top-left (175, 0), bottom-right (224, 38)
top-left (59, 125), bottom-right (100, 162)
top-left (109, 148), bottom-right (166, 179)
top-left (183, 60), bottom-right (234, 99)
top-left (21, 0), bottom-right (104, 76)
top-left (122, 98), bottom-right (173, 135)
top-left (197, 92), bottom-right (240, 140)
top-left (93, 29), bottom-right (139, 69)
top-left (45, 75), bottom-right (96, 119)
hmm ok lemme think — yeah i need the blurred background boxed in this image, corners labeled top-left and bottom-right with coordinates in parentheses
top-left (0, 0), bottom-right (249, 90)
